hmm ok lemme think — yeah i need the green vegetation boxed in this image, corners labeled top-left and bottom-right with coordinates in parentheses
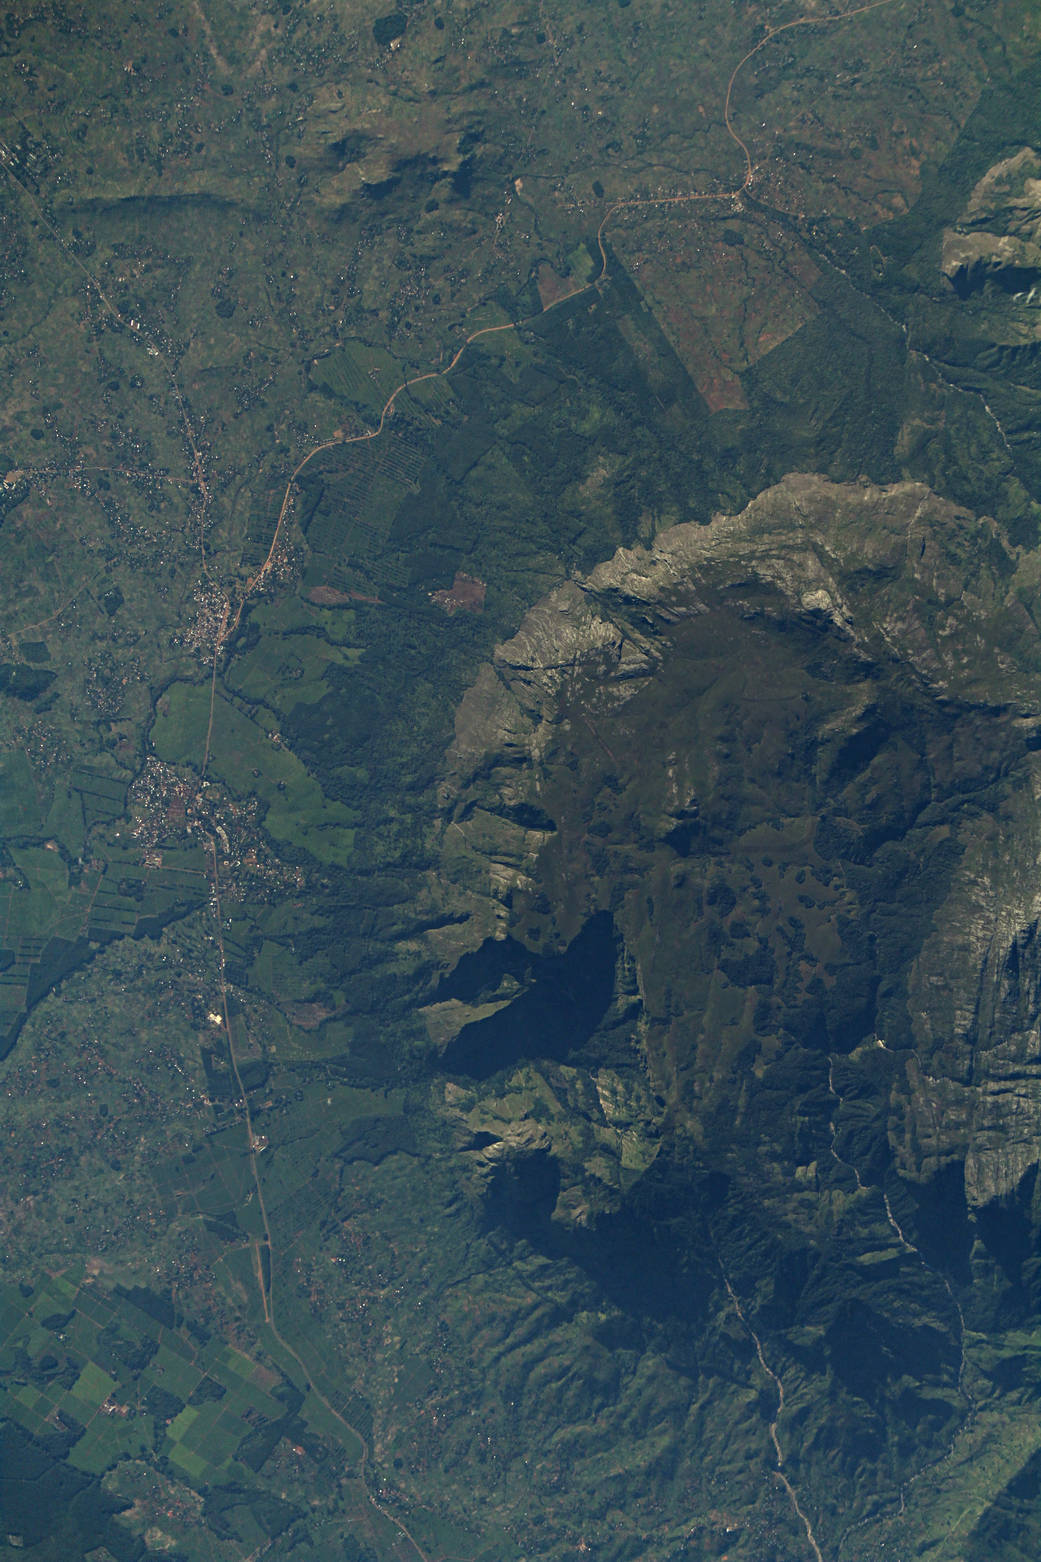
top-left (310, 339), bottom-right (407, 424)
top-left (0, 1273), bottom-right (279, 1480)
top-left (151, 681), bottom-right (358, 865)
top-left (0, 0), bottom-right (1040, 1557)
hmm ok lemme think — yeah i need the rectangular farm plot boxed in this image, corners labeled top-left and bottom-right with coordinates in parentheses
top-left (167, 1404), bottom-right (200, 1442)
top-left (219, 1342), bottom-right (273, 1386)
top-left (42, 1274), bottom-right (79, 1307)
top-left (13, 1382), bottom-right (48, 1415)
top-left (0, 1382), bottom-right (53, 1441)
top-left (0, 1270), bottom-right (306, 1489)
top-left (163, 1393), bottom-right (271, 1479)
top-left (0, 751), bottom-right (44, 835)
top-left (299, 428), bottom-right (426, 588)
top-left (299, 1386), bottom-right (365, 1464)
top-left (172, 1138), bottom-right (255, 1222)
top-left (205, 1347), bottom-right (285, 1420)
top-left (69, 1359), bottom-right (117, 1411)
top-left (150, 1340), bottom-right (202, 1400)
top-left (63, 1307), bottom-right (103, 1358)
top-left (0, 1271), bottom-right (294, 1481)
top-left (0, 1287), bottom-right (26, 1339)
top-left (168, 1441), bottom-right (208, 1481)
top-left (308, 336), bottom-right (406, 422)
top-left (68, 1412), bottom-right (154, 1475)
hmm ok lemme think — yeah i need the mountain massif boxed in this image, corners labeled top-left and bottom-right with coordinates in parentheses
top-left (416, 473), bottom-right (1041, 1557)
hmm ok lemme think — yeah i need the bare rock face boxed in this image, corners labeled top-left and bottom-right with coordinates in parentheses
top-left (427, 474), bottom-right (1041, 1226)
top-left (408, 472), bottom-right (1041, 1554)
top-left (900, 786), bottom-right (1041, 1207)
top-left (942, 146), bottom-right (1041, 295)
top-left (960, 146), bottom-right (1041, 243)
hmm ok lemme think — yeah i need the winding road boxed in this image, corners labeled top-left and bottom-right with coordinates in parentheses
top-left (1, 3), bottom-right (918, 1558)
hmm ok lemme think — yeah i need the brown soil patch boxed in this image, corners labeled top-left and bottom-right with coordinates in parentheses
top-left (431, 572), bottom-right (486, 614)
top-left (307, 584), bottom-right (384, 607)
top-left (536, 262), bottom-right (577, 309)
top-left (282, 1000), bottom-right (335, 1030)
top-left (307, 585), bottom-right (354, 606)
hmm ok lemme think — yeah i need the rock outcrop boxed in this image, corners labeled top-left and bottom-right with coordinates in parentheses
top-left (942, 146), bottom-right (1041, 295)
top-left (426, 471), bottom-right (1041, 1286)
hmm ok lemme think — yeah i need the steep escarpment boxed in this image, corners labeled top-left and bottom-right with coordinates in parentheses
top-left (419, 474), bottom-right (1041, 1556)
top-left (942, 146), bottom-right (1041, 297)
